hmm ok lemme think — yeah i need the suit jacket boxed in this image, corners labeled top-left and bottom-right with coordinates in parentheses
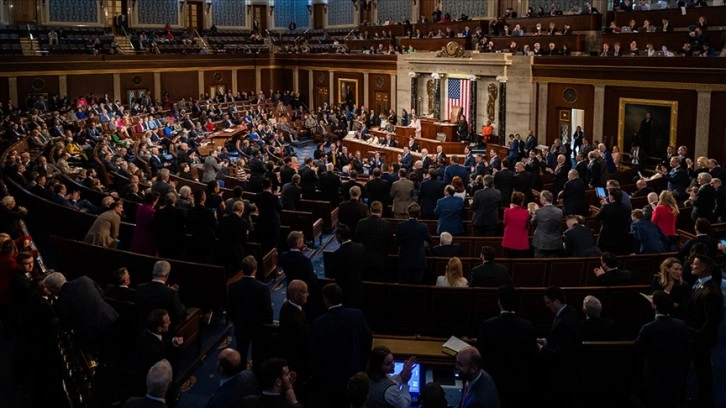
top-left (278, 250), bottom-right (317, 288)
top-left (531, 205), bottom-right (563, 250)
top-left (418, 178), bottom-right (446, 217)
top-left (396, 218), bottom-right (431, 270)
top-left (469, 262), bottom-right (510, 287)
top-left (542, 305), bottom-right (581, 365)
top-left (54, 276), bottom-right (119, 343)
top-left (318, 171), bottom-right (341, 206)
top-left (228, 277), bottom-right (273, 339)
top-left (390, 178), bottom-right (415, 216)
top-left (337, 199), bottom-right (369, 235)
top-left (330, 242), bottom-right (365, 306)
top-left (443, 164), bottom-right (468, 184)
top-left (354, 215), bottom-right (392, 280)
top-left (595, 268), bottom-right (632, 286)
top-left (434, 195), bottom-right (465, 235)
top-left (122, 396), bottom-right (167, 408)
top-left (587, 160), bottom-right (602, 187)
top-left (216, 213), bottom-right (249, 268)
top-left (280, 182), bottom-right (301, 210)
top-left (134, 329), bottom-right (168, 392)
top-left (205, 370), bottom-right (260, 408)
top-left (365, 177), bottom-right (390, 207)
top-left (493, 168), bottom-right (515, 206)
top-left (104, 285), bottom-right (135, 302)
top-left (312, 307), bottom-right (372, 402)
top-left (399, 153), bottom-right (414, 170)
top-left (135, 281), bottom-right (186, 327)
top-left (471, 187), bottom-right (501, 227)
top-left (663, 167), bottom-right (689, 199)
top-left (581, 317), bottom-right (620, 341)
top-left (512, 171), bottom-right (534, 203)
top-left (83, 209), bottom-right (121, 248)
top-left (631, 220), bottom-right (668, 254)
top-left (431, 243), bottom-right (464, 258)
top-left (680, 278), bottom-right (723, 347)
top-left (560, 178), bottom-right (588, 216)
top-left (151, 205), bottom-right (187, 257)
top-left (692, 183), bottom-right (716, 221)
top-left (279, 301), bottom-right (311, 378)
top-left (678, 234), bottom-right (719, 260)
top-left (460, 369), bottom-right (501, 408)
top-left (299, 166), bottom-right (318, 198)
top-left (635, 315), bottom-right (690, 408)
top-left (476, 313), bottom-right (537, 407)
top-left (563, 224), bottom-right (601, 257)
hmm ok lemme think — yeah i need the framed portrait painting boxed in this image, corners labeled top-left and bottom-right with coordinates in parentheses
top-left (338, 78), bottom-right (357, 106)
top-left (617, 98), bottom-right (677, 159)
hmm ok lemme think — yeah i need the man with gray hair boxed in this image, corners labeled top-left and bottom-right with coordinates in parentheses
top-left (690, 172), bottom-right (716, 222)
top-left (45, 271), bottom-right (118, 348)
top-left (431, 231), bottom-right (464, 257)
top-left (338, 185), bottom-right (369, 236)
top-left (581, 295), bottom-right (619, 341)
top-left (642, 192), bottom-right (660, 220)
top-left (531, 190), bottom-right (563, 257)
top-left (122, 359), bottom-right (173, 408)
top-left (134, 260), bottom-right (187, 327)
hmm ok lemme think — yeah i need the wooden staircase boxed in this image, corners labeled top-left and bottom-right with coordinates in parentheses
top-left (20, 37), bottom-right (42, 56)
top-left (114, 35), bottom-right (135, 54)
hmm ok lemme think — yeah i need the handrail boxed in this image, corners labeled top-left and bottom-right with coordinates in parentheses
top-left (27, 24), bottom-right (35, 51)
top-left (343, 25), bottom-right (359, 41)
top-left (193, 27), bottom-right (208, 51)
top-left (121, 26), bottom-right (135, 52)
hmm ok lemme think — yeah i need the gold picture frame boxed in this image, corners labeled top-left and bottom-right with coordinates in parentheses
top-left (617, 98), bottom-right (677, 158)
top-left (338, 78), bottom-right (358, 106)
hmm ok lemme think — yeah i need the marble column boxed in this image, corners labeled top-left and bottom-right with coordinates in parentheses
top-left (58, 75), bottom-right (68, 100)
top-left (292, 67), bottom-right (299, 94)
top-left (363, 73), bottom-right (369, 108)
top-left (409, 72), bottom-right (418, 112)
top-left (497, 76), bottom-right (507, 146)
top-left (153, 72), bottom-right (161, 102)
top-left (695, 90), bottom-right (711, 158)
top-left (592, 84), bottom-right (605, 144)
top-left (113, 73), bottom-right (121, 103)
top-left (390, 73), bottom-right (396, 111)
top-left (432, 73), bottom-right (442, 120)
top-left (231, 69), bottom-right (238, 94)
top-left (468, 76), bottom-right (477, 139)
top-left (537, 82), bottom-right (548, 143)
top-left (8, 77), bottom-right (17, 105)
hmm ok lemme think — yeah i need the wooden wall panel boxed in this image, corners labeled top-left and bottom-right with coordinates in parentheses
top-left (119, 73), bottom-right (155, 103)
top-left (545, 83), bottom-right (594, 147)
top-left (237, 69), bottom-right (256, 94)
top-left (203, 70), bottom-right (233, 96)
top-left (603, 87), bottom-right (697, 156)
top-left (298, 69), bottom-right (310, 106)
top-left (16, 75), bottom-right (60, 105)
top-left (261, 69), bottom-right (272, 94)
top-left (160, 71), bottom-right (198, 101)
top-left (274, 68), bottom-right (294, 95)
top-left (312, 70), bottom-right (330, 109)
top-left (0, 77), bottom-right (8, 105)
top-left (67, 74), bottom-right (113, 102)
top-left (709, 92), bottom-right (726, 165)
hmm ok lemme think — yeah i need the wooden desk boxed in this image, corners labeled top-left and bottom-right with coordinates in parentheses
top-left (505, 13), bottom-right (603, 32)
top-left (373, 335), bottom-right (460, 366)
top-left (395, 126), bottom-right (416, 138)
top-left (421, 118), bottom-right (457, 142)
top-left (209, 125), bottom-right (247, 147)
top-left (341, 135), bottom-right (422, 165)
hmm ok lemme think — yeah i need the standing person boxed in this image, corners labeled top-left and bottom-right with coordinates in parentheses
top-left (680, 255), bottom-right (723, 408)
top-left (395, 203), bottom-right (432, 284)
top-left (651, 190), bottom-right (679, 247)
top-left (151, 193), bottom-right (187, 259)
top-left (455, 347), bottom-right (501, 408)
top-left (329, 224), bottom-right (365, 307)
top-left (501, 191), bottom-right (530, 258)
top-left (186, 190), bottom-right (217, 264)
top-left (563, 215), bottom-right (601, 257)
top-left (253, 178), bottom-right (282, 252)
top-left (595, 188), bottom-right (631, 254)
top-left (635, 291), bottom-right (690, 408)
top-left (390, 169), bottom-right (415, 218)
top-left (130, 192), bottom-right (159, 255)
top-left (83, 200), bottom-right (124, 248)
top-left (312, 283), bottom-right (372, 407)
top-left (216, 201), bottom-right (249, 276)
top-left (560, 169), bottom-right (588, 216)
top-left (434, 185), bottom-right (465, 236)
top-left (471, 175), bottom-right (501, 236)
top-left (418, 168), bottom-right (445, 220)
top-left (338, 186), bottom-right (369, 236)
top-left (279, 280), bottom-right (311, 400)
top-left (355, 201), bottom-right (393, 282)
top-left (228, 256), bottom-right (273, 371)
top-left (476, 285), bottom-right (537, 407)
top-left (365, 346), bottom-right (416, 408)
top-left (205, 348), bottom-right (260, 408)
top-left (531, 191), bottom-right (563, 258)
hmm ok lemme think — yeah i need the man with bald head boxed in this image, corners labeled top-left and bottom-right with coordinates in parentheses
top-left (280, 280), bottom-right (312, 403)
top-left (205, 348), bottom-right (259, 408)
top-left (455, 346), bottom-right (500, 408)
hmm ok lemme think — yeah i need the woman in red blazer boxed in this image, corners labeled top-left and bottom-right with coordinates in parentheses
top-left (502, 191), bottom-right (531, 257)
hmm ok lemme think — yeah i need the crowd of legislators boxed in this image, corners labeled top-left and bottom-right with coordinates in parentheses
top-left (0, 87), bottom-right (725, 407)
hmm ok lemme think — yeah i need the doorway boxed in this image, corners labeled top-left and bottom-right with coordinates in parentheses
top-left (253, 5), bottom-right (267, 33)
top-left (560, 108), bottom-right (585, 156)
top-left (187, 2), bottom-right (204, 31)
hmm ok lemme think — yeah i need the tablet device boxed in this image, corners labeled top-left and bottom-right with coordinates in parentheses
top-left (395, 361), bottom-right (421, 401)
top-left (720, 239), bottom-right (726, 247)
top-left (595, 187), bottom-right (607, 199)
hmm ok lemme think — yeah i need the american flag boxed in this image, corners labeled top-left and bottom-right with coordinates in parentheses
top-left (447, 78), bottom-right (470, 121)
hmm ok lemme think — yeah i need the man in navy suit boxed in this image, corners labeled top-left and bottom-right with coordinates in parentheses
top-left (630, 209), bottom-right (668, 254)
top-left (228, 256), bottom-right (273, 371)
top-left (329, 224), bottom-right (365, 307)
top-left (476, 285), bottom-right (537, 407)
top-left (471, 175), bottom-right (501, 236)
top-left (312, 283), bottom-right (372, 407)
top-left (279, 280), bottom-right (311, 393)
top-left (399, 146), bottom-right (414, 171)
top-left (443, 155), bottom-right (468, 184)
top-left (635, 291), bottom-right (690, 408)
top-left (355, 201), bottom-right (393, 282)
top-left (455, 346), bottom-right (501, 408)
top-left (431, 231), bottom-right (464, 257)
top-left (396, 203), bottom-right (432, 284)
top-left (469, 246), bottom-right (510, 287)
top-left (658, 156), bottom-right (690, 201)
top-left (134, 261), bottom-right (186, 328)
top-left (560, 169), bottom-right (588, 216)
top-left (434, 185), bottom-right (465, 235)
top-left (418, 168), bottom-right (446, 219)
top-left (486, 149), bottom-right (501, 174)
top-left (205, 348), bottom-right (259, 408)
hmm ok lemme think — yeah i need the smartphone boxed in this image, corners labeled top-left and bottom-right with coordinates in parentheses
top-left (595, 187), bottom-right (607, 199)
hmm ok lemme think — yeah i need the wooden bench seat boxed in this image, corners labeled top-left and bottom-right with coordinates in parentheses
top-left (281, 210), bottom-right (324, 248)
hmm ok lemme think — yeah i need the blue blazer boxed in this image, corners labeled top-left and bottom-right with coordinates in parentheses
top-left (630, 219), bottom-right (668, 254)
top-left (396, 218), bottom-right (431, 269)
top-left (434, 195), bottom-right (465, 235)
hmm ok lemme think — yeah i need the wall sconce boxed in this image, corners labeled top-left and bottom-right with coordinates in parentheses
top-left (99, 0), bottom-right (104, 9)
top-left (131, 0), bottom-right (137, 8)
top-left (269, 5), bottom-right (274, 15)
top-left (307, 4), bottom-right (312, 14)
top-left (206, 0), bottom-right (212, 11)
top-left (179, 0), bottom-right (185, 11)
top-left (351, 0), bottom-right (358, 11)
top-left (412, 0), bottom-right (416, 4)
top-left (246, 5), bottom-right (251, 13)
top-left (323, 5), bottom-right (327, 13)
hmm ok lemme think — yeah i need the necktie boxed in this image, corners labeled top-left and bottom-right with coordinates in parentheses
top-left (692, 282), bottom-right (702, 293)
top-left (460, 382), bottom-right (469, 408)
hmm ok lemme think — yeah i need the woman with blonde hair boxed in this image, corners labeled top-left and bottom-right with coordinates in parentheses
top-left (436, 257), bottom-right (468, 287)
top-left (651, 190), bottom-right (679, 248)
top-left (650, 257), bottom-right (689, 310)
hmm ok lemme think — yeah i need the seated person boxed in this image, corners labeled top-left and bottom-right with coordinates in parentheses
top-left (592, 252), bottom-right (632, 285)
top-left (430, 232), bottom-right (464, 257)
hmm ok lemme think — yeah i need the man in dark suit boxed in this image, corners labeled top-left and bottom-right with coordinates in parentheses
top-left (205, 348), bottom-right (259, 408)
top-left (312, 283), bottom-right (372, 407)
top-left (690, 172), bottom-right (716, 222)
top-left (279, 157), bottom-right (297, 186)
top-left (278, 230), bottom-right (318, 289)
top-left (658, 156), bottom-right (690, 201)
top-left (337, 186), bottom-right (369, 236)
top-left (151, 193), bottom-right (187, 259)
top-left (228, 256), bottom-right (273, 371)
top-left (216, 200), bottom-right (250, 276)
top-left (364, 168), bottom-right (390, 209)
top-left (318, 163), bottom-right (342, 207)
top-left (122, 360), bottom-right (173, 408)
top-left (469, 246), bottom-right (510, 287)
top-left (512, 161), bottom-right (534, 203)
top-left (280, 174), bottom-right (302, 211)
top-left (560, 169), bottom-right (588, 216)
top-left (680, 255), bottom-right (723, 408)
top-left (299, 158), bottom-right (319, 200)
top-left (443, 155), bottom-right (468, 184)
top-left (134, 261), bottom-right (187, 328)
top-left (279, 280), bottom-right (311, 396)
top-left (630, 209), bottom-right (669, 254)
top-left (635, 291), bottom-right (690, 408)
top-left (581, 295), bottom-right (620, 341)
top-left (586, 151), bottom-right (603, 188)
top-left (493, 158), bottom-right (515, 206)
top-left (339, 170), bottom-right (364, 202)
top-left (476, 285), bottom-right (537, 407)
top-left (355, 201), bottom-right (393, 282)
top-left (431, 232), bottom-right (464, 258)
top-left (134, 309), bottom-right (182, 396)
top-left (455, 346), bottom-right (501, 408)
top-left (328, 224), bottom-right (365, 307)
top-left (395, 203), bottom-right (432, 284)
top-left (418, 168), bottom-right (445, 219)
top-left (537, 287), bottom-right (582, 407)
top-left (678, 217), bottom-right (719, 261)
top-left (399, 146), bottom-right (414, 171)
top-left (592, 252), bottom-right (632, 285)
top-left (471, 175), bottom-right (501, 236)
top-left (631, 178), bottom-right (654, 199)
top-left (104, 267), bottom-right (135, 302)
